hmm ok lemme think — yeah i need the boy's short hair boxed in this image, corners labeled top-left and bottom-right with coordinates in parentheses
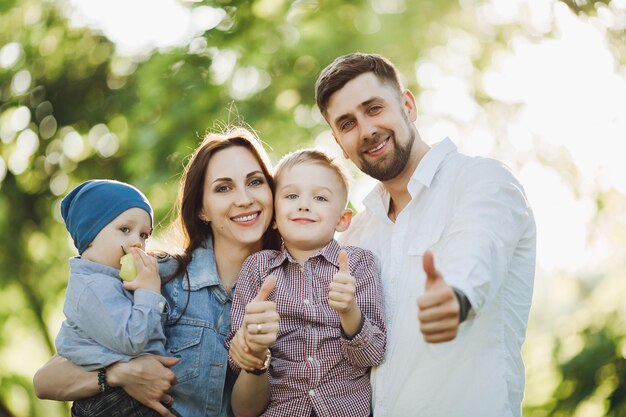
top-left (61, 179), bottom-right (153, 254)
top-left (274, 149), bottom-right (351, 206)
top-left (315, 53), bottom-right (404, 118)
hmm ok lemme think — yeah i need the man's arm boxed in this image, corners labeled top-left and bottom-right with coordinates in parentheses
top-left (417, 159), bottom-right (535, 342)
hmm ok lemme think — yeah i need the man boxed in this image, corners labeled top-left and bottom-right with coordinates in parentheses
top-left (315, 53), bottom-right (536, 417)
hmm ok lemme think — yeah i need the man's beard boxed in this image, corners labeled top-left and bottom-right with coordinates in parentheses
top-left (359, 127), bottom-right (415, 182)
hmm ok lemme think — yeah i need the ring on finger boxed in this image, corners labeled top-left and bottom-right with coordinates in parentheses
top-left (257, 323), bottom-right (263, 334)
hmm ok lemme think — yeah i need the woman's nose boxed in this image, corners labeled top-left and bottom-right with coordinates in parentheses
top-left (234, 188), bottom-right (254, 207)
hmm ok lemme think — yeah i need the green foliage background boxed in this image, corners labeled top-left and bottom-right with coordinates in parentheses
top-left (1, 0), bottom-right (624, 416)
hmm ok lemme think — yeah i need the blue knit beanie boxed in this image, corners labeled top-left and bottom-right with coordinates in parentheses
top-left (61, 180), bottom-right (153, 254)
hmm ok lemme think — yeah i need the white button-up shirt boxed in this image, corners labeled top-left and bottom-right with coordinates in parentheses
top-left (339, 138), bottom-right (536, 417)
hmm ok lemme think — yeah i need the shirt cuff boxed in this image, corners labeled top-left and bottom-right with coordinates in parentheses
top-left (133, 289), bottom-right (167, 313)
top-left (340, 315), bottom-right (373, 348)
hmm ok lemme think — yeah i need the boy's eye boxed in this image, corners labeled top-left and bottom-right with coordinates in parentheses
top-left (314, 196), bottom-right (328, 202)
top-left (140, 232), bottom-right (150, 239)
top-left (286, 193), bottom-right (298, 200)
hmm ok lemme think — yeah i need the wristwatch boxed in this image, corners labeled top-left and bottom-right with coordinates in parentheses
top-left (246, 349), bottom-right (271, 376)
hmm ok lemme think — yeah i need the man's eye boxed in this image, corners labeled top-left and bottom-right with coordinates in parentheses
top-left (368, 105), bottom-right (382, 114)
top-left (340, 120), bottom-right (355, 131)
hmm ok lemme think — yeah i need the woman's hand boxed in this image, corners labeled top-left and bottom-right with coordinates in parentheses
top-left (229, 328), bottom-right (267, 371)
top-left (242, 275), bottom-right (279, 354)
top-left (108, 355), bottom-right (180, 417)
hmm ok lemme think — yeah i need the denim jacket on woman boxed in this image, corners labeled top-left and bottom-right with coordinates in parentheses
top-left (158, 237), bottom-right (235, 417)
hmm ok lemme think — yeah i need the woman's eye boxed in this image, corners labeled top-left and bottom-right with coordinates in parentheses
top-left (120, 227), bottom-right (130, 233)
top-left (216, 185), bottom-right (231, 193)
top-left (249, 178), bottom-right (265, 187)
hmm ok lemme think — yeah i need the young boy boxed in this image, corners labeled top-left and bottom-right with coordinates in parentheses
top-left (55, 179), bottom-right (171, 417)
top-left (227, 150), bottom-right (386, 417)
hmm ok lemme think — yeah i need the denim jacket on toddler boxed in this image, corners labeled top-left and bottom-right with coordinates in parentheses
top-left (158, 237), bottom-right (235, 417)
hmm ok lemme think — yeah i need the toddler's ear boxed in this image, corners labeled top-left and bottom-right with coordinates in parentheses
top-left (335, 209), bottom-right (352, 233)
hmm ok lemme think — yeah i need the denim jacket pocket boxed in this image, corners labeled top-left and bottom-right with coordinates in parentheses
top-left (166, 322), bottom-right (204, 383)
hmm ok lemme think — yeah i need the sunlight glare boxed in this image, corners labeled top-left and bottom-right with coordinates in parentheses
top-left (67, 0), bottom-right (224, 55)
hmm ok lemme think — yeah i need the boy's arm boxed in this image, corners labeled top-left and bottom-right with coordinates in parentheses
top-left (328, 250), bottom-right (362, 337)
top-left (337, 249), bottom-right (387, 368)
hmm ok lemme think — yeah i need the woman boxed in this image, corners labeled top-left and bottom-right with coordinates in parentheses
top-left (34, 127), bottom-right (280, 417)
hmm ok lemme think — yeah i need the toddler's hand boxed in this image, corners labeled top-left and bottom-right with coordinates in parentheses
top-left (123, 248), bottom-right (161, 294)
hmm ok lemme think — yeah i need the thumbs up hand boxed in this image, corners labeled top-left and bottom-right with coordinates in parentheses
top-left (242, 275), bottom-right (280, 355)
top-left (329, 250), bottom-right (357, 314)
top-left (416, 250), bottom-right (460, 343)
top-left (329, 250), bottom-right (362, 337)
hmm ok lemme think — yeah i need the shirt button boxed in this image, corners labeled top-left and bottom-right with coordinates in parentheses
top-left (303, 299), bottom-right (310, 305)
top-left (309, 389), bottom-right (315, 396)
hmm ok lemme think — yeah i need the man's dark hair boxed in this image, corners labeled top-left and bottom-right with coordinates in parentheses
top-left (315, 53), bottom-right (404, 117)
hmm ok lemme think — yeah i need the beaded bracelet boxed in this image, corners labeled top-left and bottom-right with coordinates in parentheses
top-left (97, 368), bottom-right (111, 393)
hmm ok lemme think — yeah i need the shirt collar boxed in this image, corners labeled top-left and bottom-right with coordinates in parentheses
top-left (362, 137), bottom-right (457, 216)
top-left (183, 237), bottom-right (221, 290)
top-left (409, 137), bottom-right (456, 190)
top-left (269, 239), bottom-right (341, 268)
top-left (71, 257), bottom-right (120, 278)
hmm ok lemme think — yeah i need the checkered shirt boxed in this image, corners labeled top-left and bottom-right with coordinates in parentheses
top-left (226, 239), bottom-right (386, 417)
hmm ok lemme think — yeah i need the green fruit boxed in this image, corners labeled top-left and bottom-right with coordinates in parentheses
top-left (119, 253), bottom-right (137, 281)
